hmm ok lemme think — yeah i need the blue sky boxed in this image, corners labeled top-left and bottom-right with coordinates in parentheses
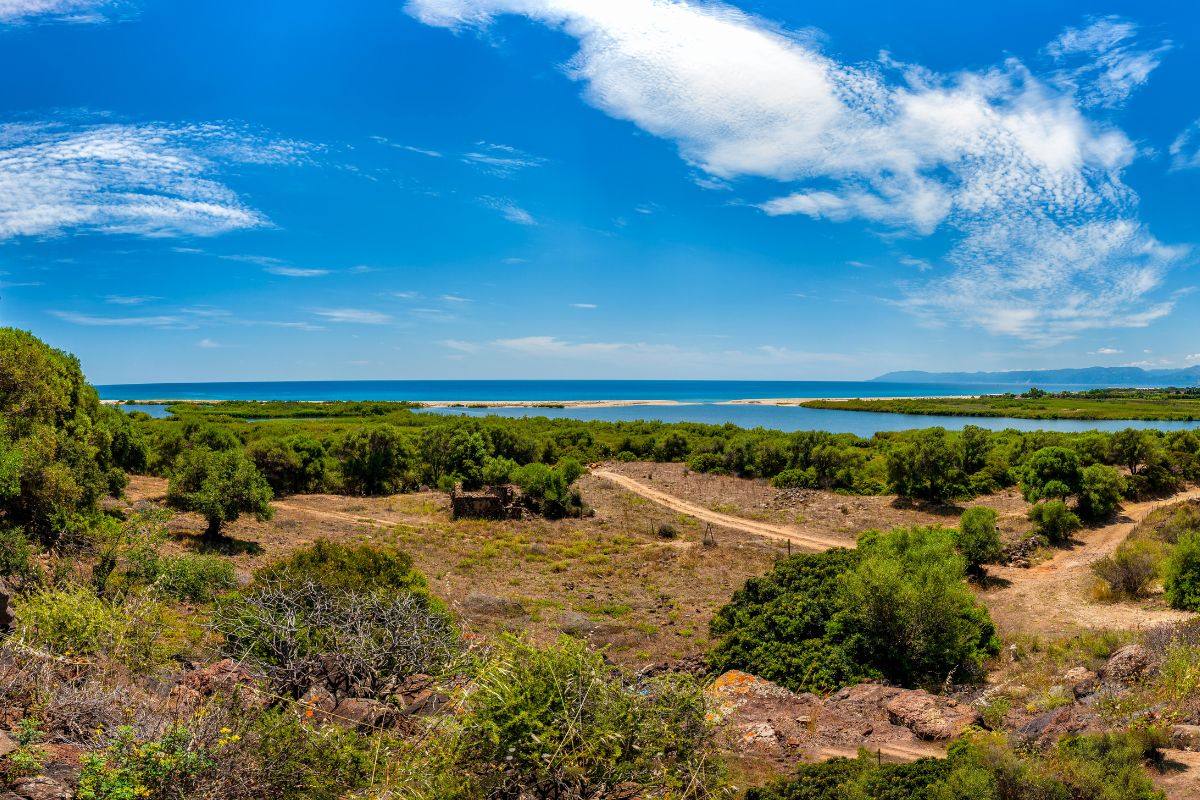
top-left (1, 0), bottom-right (1198, 383)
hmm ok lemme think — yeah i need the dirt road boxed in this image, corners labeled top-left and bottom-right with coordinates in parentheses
top-left (591, 469), bottom-right (851, 551)
top-left (594, 470), bottom-right (1199, 636)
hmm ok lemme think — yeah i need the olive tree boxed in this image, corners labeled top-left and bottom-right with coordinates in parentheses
top-left (167, 447), bottom-right (273, 539)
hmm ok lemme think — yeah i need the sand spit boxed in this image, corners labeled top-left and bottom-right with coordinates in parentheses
top-left (720, 395), bottom-right (980, 405)
top-left (101, 398), bottom-right (689, 409)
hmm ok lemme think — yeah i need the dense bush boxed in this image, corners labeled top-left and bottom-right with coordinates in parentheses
top-left (1163, 532), bottom-right (1200, 611)
top-left (955, 507), bottom-right (1002, 574)
top-left (709, 526), bottom-right (998, 693)
top-left (745, 729), bottom-right (1165, 800)
top-left (152, 555), bottom-right (238, 603)
top-left (1027, 499), bottom-right (1082, 545)
top-left (1076, 464), bottom-right (1127, 520)
top-left (13, 585), bottom-right (180, 672)
top-left (411, 636), bottom-right (724, 799)
top-left (337, 425), bottom-right (413, 495)
top-left (1091, 540), bottom-right (1164, 601)
top-left (252, 539), bottom-right (433, 599)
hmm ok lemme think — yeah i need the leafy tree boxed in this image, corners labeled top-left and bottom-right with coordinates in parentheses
top-left (1111, 428), bottom-right (1160, 476)
top-left (1076, 464), bottom-right (1126, 520)
top-left (167, 448), bottom-right (273, 539)
top-left (886, 428), bottom-right (965, 502)
top-left (955, 507), bottom-right (1002, 575)
top-left (1027, 499), bottom-right (1082, 545)
top-left (338, 425), bottom-right (411, 495)
top-left (1164, 532), bottom-right (1200, 611)
top-left (1020, 446), bottom-right (1083, 502)
top-left (836, 527), bottom-right (999, 687)
top-left (655, 432), bottom-right (690, 462)
top-left (247, 434), bottom-right (330, 495)
top-left (254, 539), bottom-right (434, 599)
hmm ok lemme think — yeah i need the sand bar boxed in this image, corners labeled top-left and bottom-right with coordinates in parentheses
top-left (102, 398), bottom-right (689, 409)
top-left (720, 395), bottom-right (980, 405)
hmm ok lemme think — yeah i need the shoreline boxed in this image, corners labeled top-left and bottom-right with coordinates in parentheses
top-left (102, 395), bottom-right (980, 409)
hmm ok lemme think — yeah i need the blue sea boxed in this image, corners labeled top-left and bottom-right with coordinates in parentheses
top-left (99, 380), bottom-right (1200, 436)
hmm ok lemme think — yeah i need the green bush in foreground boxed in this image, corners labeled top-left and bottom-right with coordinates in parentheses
top-left (403, 635), bottom-right (724, 800)
top-left (955, 507), bottom-right (1002, 575)
top-left (709, 526), bottom-right (998, 693)
top-left (746, 730), bottom-right (1165, 800)
top-left (252, 539), bottom-right (432, 599)
top-left (1164, 531), bottom-right (1200, 611)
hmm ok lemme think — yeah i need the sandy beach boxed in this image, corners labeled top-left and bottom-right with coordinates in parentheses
top-left (720, 395), bottom-right (980, 405)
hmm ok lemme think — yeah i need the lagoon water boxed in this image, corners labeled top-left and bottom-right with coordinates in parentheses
top-left (102, 380), bottom-right (1200, 436)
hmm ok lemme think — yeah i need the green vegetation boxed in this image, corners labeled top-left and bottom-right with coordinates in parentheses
top-left (955, 507), bottom-right (1002, 575)
top-left (746, 729), bottom-right (1166, 800)
top-left (1027, 500), bottom-right (1082, 545)
top-left (166, 447), bottom-right (274, 539)
top-left (801, 387), bottom-right (1200, 420)
top-left (1163, 531), bottom-right (1200, 611)
top-left (708, 526), bottom-right (998, 693)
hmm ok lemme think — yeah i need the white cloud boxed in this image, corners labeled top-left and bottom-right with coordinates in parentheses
top-left (0, 0), bottom-right (120, 24)
top-left (494, 335), bottom-right (675, 359)
top-left (440, 294), bottom-right (471, 302)
top-left (0, 121), bottom-right (310, 240)
top-left (1184, 353), bottom-right (1200, 363)
top-left (1046, 16), bottom-right (1170, 108)
top-left (392, 291), bottom-right (419, 299)
top-left (1089, 347), bottom-right (1122, 355)
top-left (899, 257), bottom-right (932, 272)
top-left (1170, 120), bottom-right (1200, 171)
top-left (408, 2), bottom-right (1183, 343)
top-left (570, 302), bottom-right (597, 308)
top-left (462, 142), bottom-right (546, 176)
top-left (501, 256), bottom-right (528, 264)
top-left (50, 310), bottom-right (185, 327)
top-left (439, 339), bottom-right (481, 353)
top-left (480, 196), bottom-right (536, 225)
top-left (105, 294), bottom-right (159, 305)
top-left (265, 266), bottom-right (330, 277)
top-left (314, 308), bottom-right (392, 324)
top-left (196, 338), bottom-right (221, 348)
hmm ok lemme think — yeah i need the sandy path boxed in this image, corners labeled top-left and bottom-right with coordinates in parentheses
top-left (594, 470), bottom-right (1198, 636)
top-left (591, 470), bottom-right (851, 551)
top-left (980, 488), bottom-right (1200, 636)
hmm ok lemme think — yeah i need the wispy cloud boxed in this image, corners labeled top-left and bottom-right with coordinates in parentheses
top-left (462, 141), bottom-right (546, 176)
top-left (314, 308), bottom-right (392, 324)
top-left (501, 257), bottom-right (527, 265)
top-left (1170, 120), bottom-right (1200, 171)
top-left (569, 303), bottom-right (597, 309)
top-left (440, 294), bottom-right (471, 303)
top-left (50, 310), bottom-right (186, 327)
top-left (196, 338), bottom-right (221, 348)
top-left (1185, 354), bottom-right (1200, 364)
top-left (409, 2), bottom-right (1182, 344)
top-left (439, 339), bottom-right (481, 353)
top-left (0, 0), bottom-right (123, 24)
top-left (0, 120), bottom-right (311, 240)
top-left (480, 196), bottom-right (536, 225)
top-left (265, 266), bottom-right (330, 277)
top-left (370, 135), bottom-right (443, 158)
top-left (105, 294), bottom-right (160, 305)
top-left (1089, 347), bottom-right (1123, 355)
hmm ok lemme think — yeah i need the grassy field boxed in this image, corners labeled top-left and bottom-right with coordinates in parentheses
top-left (800, 389), bottom-right (1200, 420)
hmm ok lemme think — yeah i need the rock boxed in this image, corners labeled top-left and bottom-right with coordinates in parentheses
top-left (1061, 667), bottom-right (1100, 698)
top-left (462, 593), bottom-right (526, 618)
top-left (1101, 645), bottom-right (1153, 683)
top-left (558, 610), bottom-right (598, 637)
top-left (886, 689), bottom-right (981, 740)
top-left (0, 730), bottom-right (15, 757)
top-left (10, 776), bottom-right (71, 800)
top-left (332, 698), bottom-right (395, 730)
top-left (1018, 706), bottom-right (1104, 748)
top-left (1172, 724), bottom-right (1200, 751)
top-left (739, 721), bottom-right (777, 745)
top-left (177, 658), bottom-right (256, 696)
top-left (297, 685), bottom-right (339, 723)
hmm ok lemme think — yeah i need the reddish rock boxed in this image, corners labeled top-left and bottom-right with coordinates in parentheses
top-left (1018, 706), bottom-right (1104, 748)
top-left (1101, 645), bottom-right (1153, 683)
top-left (1061, 667), bottom-right (1099, 698)
top-left (885, 689), bottom-right (981, 740)
top-left (332, 698), bottom-right (395, 730)
top-left (10, 776), bottom-right (71, 800)
top-left (177, 658), bottom-right (256, 696)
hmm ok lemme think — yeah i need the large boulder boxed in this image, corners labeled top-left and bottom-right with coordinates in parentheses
top-left (1172, 724), bottom-right (1200, 751)
top-left (1061, 667), bottom-right (1099, 698)
top-left (9, 776), bottom-right (71, 800)
top-left (0, 730), bottom-right (15, 757)
top-left (178, 658), bottom-right (256, 696)
top-left (1018, 706), bottom-right (1104, 748)
top-left (1101, 644), bottom-right (1153, 683)
top-left (332, 698), bottom-right (395, 730)
top-left (885, 689), bottom-right (980, 740)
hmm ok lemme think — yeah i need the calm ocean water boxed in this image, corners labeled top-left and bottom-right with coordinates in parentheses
top-left (100, 380), bottom-right (1200, 436)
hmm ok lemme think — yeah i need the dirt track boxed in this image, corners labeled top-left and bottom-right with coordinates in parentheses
top-left (591, 469), bottom-right (850, 551)
top-left (594, 470), bottom-right (1200, 637)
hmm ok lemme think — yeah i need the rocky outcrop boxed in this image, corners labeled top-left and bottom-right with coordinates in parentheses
top-left (1172, 724), bottom-right (1200, 751)
top-left (1017, 706), bottom-right (1104, 749)
top-left (8, 776), bottom-right (71, 800)
top-left (1060, 667), bottom-right (1099, 699)
top-left (1100, 644), bottom-right (1153, 683)
top-left (885, 689), bottom-right (980, 740)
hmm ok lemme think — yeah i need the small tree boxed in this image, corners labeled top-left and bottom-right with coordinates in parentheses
top-left (167, 448), bottom-right (273, 539)
top-left (1164, 532), bottom-right (1200, 611)
top-left (1020, 447), bottom-right (1082, 503)
top-left (1076, 464), bottom-right (1126, 521)
top-left (956, 507), bottom-right (1003, 575)
top-left (1027, 499), bottom-right (1082, 545)
top-left (1091, 540), bottom-right (1163, 600)
top-left (338, 425), bottom-right (412, 495)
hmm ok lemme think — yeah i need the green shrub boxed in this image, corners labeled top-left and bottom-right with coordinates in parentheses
top-left (771, 468), bottom-right (818, 489)
top-left (1077, 464), bottom-right (1126, 520)
top-left (1091, 540), bottom-right (1164, 600)
top-left (710, 527), bottom-right (998, 693)
top-left (253, 539), bottom-right (431, 599)
top-left (429, 636), bottom-right (724, 799)
top-left (0, 527), bottom-right (42, 586)
top-left (1164, 531), bottom-right (1200, 611)
top-left (154, 555), bottom-right (238, 602)
top-left (1027, 499), bottom-right (1082, 545)
top-left (13, 584), bottom-right (179, 671)
top-left (955, 507), bottom-right (1002, 574)
top-left (167, 447), bottom-right (273, 538)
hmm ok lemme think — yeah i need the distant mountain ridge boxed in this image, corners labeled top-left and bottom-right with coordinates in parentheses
top-left (872, 366), bottom-right (1200, 386)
